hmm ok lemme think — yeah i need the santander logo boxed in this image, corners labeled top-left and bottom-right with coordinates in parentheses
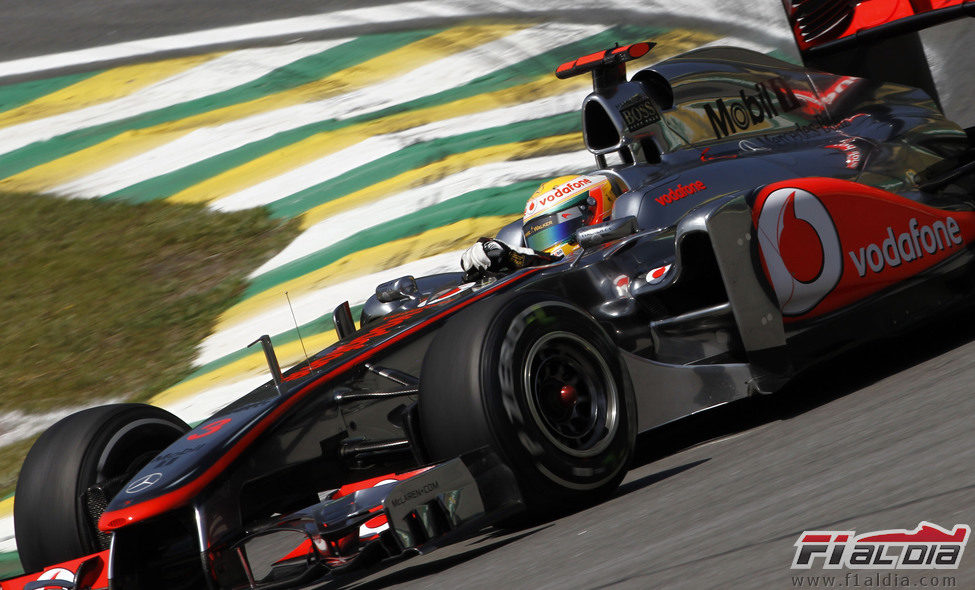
top-left (755, 188), bottom-right (843, 316)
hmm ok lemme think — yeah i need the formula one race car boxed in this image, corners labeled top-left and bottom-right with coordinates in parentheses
top-left (5, 8), bottom-right (975, 590)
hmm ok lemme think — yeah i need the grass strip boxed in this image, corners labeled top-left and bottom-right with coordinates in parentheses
top-left (0, 191), bottom-right (299, 497)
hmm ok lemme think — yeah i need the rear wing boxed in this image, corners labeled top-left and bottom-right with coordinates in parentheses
top-left (783, 0), bottom-right (974, 55)
top-left (782, 0), bottom-right (974, 110)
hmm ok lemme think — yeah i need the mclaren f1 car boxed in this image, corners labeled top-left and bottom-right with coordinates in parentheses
top-left (5, 9), bottom-right (975, 590)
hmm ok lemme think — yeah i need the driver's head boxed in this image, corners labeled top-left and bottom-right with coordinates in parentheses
top-left (522, 174), bottom-right (618, 256)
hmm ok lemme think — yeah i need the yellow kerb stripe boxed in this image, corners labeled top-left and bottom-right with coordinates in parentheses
top-left (213, 215), bottom-right (517, 333)
top-left (150, 330), bottom-right (339, 408)
top-left (163, 27), bottom-right (711, 205)
top-left (151, 215), bottom-right (517, 407)
top-left (0, 24), bottom-right (526, 195)
top-left (301, 132), bottom-right (583, 229)
top-left (166, 76), bottom-right (589, 205)
top-left (0, 54), bottom-right (221, 129)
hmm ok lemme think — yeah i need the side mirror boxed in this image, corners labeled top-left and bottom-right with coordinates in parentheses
top-left (575, 216), bottom-right (638, 248)
top-left (375, 275), bottom-right (419, 303)
top-left (332, 301), bottom-right (356, 340)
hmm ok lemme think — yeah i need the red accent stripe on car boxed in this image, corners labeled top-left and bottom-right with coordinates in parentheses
top-left (98, 268), bottom-right (543, 531)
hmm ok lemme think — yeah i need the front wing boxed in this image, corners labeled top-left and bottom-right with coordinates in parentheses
top-left (1, 450), bottom-right (521, 590)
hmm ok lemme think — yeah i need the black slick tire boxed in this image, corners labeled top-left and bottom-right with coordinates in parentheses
top-left (13, 403), bottom-right (189, 572)
top-left (418, 291), bottom-right (635, 513)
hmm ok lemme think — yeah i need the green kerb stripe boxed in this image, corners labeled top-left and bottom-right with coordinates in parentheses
top-left (184, 305), bottom-right (363, 380)
top-left (97, 25), bottom-right (664, 203)
top-left (266, 111), bottom-right (579, 218)
top-left (0, 70), bottom-right (100, 115)
top-left (0, 29), bottom-right (443, 179)
top-left (0, 550), bottom-right (22, 581)
top-left (247, 179), bottom-right (539, 297)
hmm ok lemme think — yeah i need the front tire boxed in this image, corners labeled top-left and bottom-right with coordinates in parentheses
top-left (419, 291), bottom-right (635, 512)
top-left (14, 403), bottom-right (189, 572)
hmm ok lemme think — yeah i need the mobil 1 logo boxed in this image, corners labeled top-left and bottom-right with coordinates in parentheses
top-left (704, 76), bottom-right (801, 139)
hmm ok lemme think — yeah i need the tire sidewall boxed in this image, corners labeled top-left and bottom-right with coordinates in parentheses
top-left (14, 404), bottom-right (188, 572)
top-left (478, 294), bottom-right (635, 505)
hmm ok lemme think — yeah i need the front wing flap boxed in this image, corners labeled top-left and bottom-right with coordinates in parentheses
top-left (209, 449), bottom-right (521, 589)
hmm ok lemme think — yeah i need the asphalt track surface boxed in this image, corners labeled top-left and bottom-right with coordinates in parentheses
top-left (0, 1), bottom-right (389, 60)
top-left (313, 313), bottom-right (975, 589)
top-left (2, 3), bottom-right (973, 590)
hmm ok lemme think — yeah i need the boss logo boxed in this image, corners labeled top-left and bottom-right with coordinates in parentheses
top-left (620, 95), bottom-right (661, 132)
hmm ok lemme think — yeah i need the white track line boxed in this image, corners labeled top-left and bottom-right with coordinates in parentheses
top-left (0, 0), bottom-right (795, 82)
top-left (0, 2), bottom-right (470, 80)
top-left (249, 150), bottom-right (594, 280)
top-left (0, 398), bottom-right (123, 448)
top-left (51, 23), bottom-right (606, 199)
top-left (0, 39), bottom-right (350, 155)
top-left (211, 89), bottom-right (588, 213)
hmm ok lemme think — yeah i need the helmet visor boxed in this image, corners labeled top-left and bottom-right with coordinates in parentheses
top-left (524, 207), bottom-right (587, 253)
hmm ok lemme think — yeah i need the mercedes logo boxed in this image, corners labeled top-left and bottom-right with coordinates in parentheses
top-left (125, 472), bottom-right (163, 494)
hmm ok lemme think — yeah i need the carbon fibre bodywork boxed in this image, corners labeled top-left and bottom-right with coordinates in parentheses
top-left (7, 44), bottom-right (975, 590)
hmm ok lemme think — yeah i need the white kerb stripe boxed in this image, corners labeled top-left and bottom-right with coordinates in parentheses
top-left (0, 1), bottom-right (470, 80)
top-left (210, 89), bottom-right (588, 212)
top-left (0, 518), bottom-right (14, 554)
top-left (0, 0), bottom-right (796, 83)
top-left (51, 23), bottom-right (607, 199)
top-left (161, 374), bottom-right (275, 424)
top-left (196, 250), bottom-right (466, 365)
top-left (0, 39), bottom-right (351, 156)
top-left (250, 150), bottom-right (594, 278)
top-left (198, 152), bottom-right (596, 365)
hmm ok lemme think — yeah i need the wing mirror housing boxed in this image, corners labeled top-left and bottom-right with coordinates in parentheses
top-left (375, 275), bottom-right (419, 303)
top-left (332, 301), bottom-right (356, 340)
top-left (575, 216), bottom-right (638, 249)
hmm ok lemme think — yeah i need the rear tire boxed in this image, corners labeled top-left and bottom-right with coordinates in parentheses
top-left (14, 403), bottom-right (189, 572)
top-left (419, 291), bottom-right (635, 513)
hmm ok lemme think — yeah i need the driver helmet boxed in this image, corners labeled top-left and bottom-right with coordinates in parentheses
top-left (522, 174), bottom-right (618, 256)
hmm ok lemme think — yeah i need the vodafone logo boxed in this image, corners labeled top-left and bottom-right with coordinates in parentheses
top-left (848, 217), bottom-right (963, 277)
top-left (654, 181), bottom-right (706, 206)
top-left (646, 264), bottom-right (671, 284)
top-left (36, 568), bottom-right (75, 589)
top-left (524, 177), bottom-right (595, 219)
top-left (756, 188), bottom-right (842, 316)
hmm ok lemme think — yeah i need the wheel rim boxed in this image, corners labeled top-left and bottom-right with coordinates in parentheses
top-left (522, 331), bottom-right (619, 457)
top-left (96, 418), bottom-right (186, 494)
